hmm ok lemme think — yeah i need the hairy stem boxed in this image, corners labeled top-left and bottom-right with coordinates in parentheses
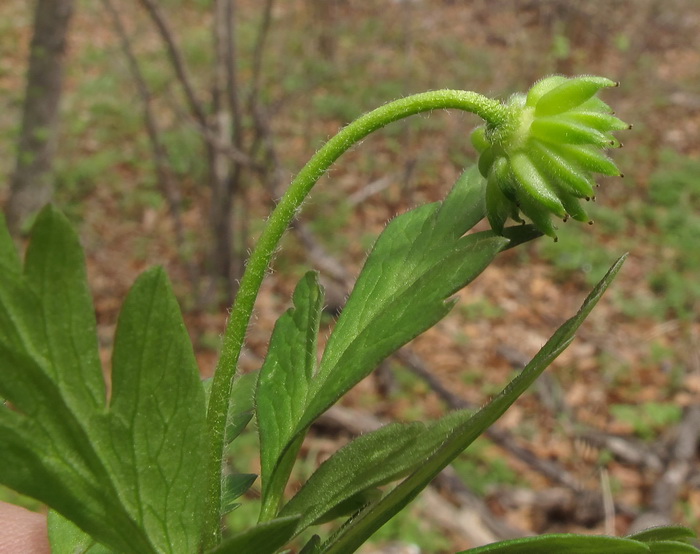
top-left (201, 89), bottom-right (507, 548)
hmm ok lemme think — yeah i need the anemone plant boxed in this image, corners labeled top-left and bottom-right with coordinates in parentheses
top-left (0, 76), bottom-right (696, 554)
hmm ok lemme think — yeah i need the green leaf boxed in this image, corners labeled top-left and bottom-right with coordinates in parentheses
top-left (280, 409), bottom-right (473, 532)
top-left (208, 515), bottom-right (300, 554)
top-left (203, 370), bottom-right (256, 443)
top-left (0, 207), bottom-right (207, 553)
top-left (256, 168), bottom-right (536, 523)
top-left (47, 511), bottom-right (114, 554)
top-left (321, 254), bottom-right (627, 553)
top-left (647, 541), bottom-right (700, 553)
top-left (257, 271), bottom-right (325, 519)
top-left (97, 266), bottom-right (208, 552)
top-left (303, 168), bottom-right (504, 431)
top-left (628, 526), bottom-right (698, 544)
top-left (280, 421), bottom-right (425, 529)
top-left (308, 489), bottom-right (382, 525)
top-left (226, 369), bottom-right (258, 444)
top-left (299, 535), bottom-right (322, 554)
top-left (0, 212), bottom-right (21, 273)
top-left (24, 204), bottom-right (106, 418)
top-left (221, 473), bottom-right (257, 514)
top-left (456, 533), bottom-right (648, 553)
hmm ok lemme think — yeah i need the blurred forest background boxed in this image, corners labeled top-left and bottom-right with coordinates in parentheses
top-left (1, 0), bottom-right (699, 552)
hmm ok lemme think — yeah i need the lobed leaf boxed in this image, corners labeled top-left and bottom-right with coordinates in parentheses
top-left (256, 271), bottom-right (324, 519)
top-left (320, 254), bottom-right (627, 553)
top-left (0, 207), bottom-right (207, 553)
top-left (255, 167), bottom-right (539, 525)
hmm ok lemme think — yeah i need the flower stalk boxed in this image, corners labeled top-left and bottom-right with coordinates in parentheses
top-left (200, 78), bottom-right (627, 547)
top-left (201, 89), bottom-right (506, 547)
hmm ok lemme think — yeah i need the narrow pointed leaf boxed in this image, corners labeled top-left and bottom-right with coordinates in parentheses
top-left (321, 255), bottom-right (627, 553)
top-left (647, 542), bottom-right (700, 553)
top-left (209, 516), bottom-right (300, 554)
top-left (226, 369), bottom-right (258, 444)
top-left (221, 473), bottom-right (257, 514)
top-left (457, 534), bottom-right (648, 553)
top-left (628, 526), bottom-right (698, 544)
top-left (281, 409), bottom-right (474, 532)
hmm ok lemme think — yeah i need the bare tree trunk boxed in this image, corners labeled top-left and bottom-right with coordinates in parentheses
top-left (5, 0), bottom-right (74, 236)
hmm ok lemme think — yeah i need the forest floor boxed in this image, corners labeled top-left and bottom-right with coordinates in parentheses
top-left (1, 0), bottom-right (700, 552)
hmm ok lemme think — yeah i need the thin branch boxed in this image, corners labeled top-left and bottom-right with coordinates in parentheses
top-left (246, 0), bottom-right (274, 115)
top-left (224, 0), bottom-right (243, 148)
top-left (136, 0), bottom-right (208, 127)
top-left (103, 0), bottom-right (200, 296)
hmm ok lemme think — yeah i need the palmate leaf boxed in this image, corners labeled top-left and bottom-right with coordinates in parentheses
top-left (321, 255), bottom-right (627, 553)
top-left (256, 167), bottom-right (539, 520)
top-left (0, 207), bottom-right (207, 553)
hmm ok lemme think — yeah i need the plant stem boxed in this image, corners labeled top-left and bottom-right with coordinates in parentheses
top-left (200, 89), bottom-right (507, 548)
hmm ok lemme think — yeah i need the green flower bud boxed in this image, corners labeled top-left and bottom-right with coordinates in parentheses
top-left (472, 75), bottom-right (630, 239)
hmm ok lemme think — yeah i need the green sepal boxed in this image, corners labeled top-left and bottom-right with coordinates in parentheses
top-left (517, 193), bottom-right (559, 238)
top-left (471, 125), bottom-right (488, 152)
top-left (557, 191), bottom-right (591, 223)
top-left (485, 158), bottom-right (512, 234)
top-left (525, 75), bottom-right (567, 107)
top-left (530, 116), bottom-right (617, 148)
top-left (509, 152), bottom-right (566, 217)
top-left (579, 95), bottom-right (614, 113)
top-left (478, 145), bottom-right (496, 177)
top-left (535, 75), bottom-right (617, 116)
top-left (528, 141), bottom-right (597, 199)
top-left (560, 110), bottom-right (631, 132)
top-left (550, 143), bottom-right (622, 177)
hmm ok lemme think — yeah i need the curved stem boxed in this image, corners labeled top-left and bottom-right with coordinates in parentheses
top-left (200, 89), bottom-right (506, 548)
